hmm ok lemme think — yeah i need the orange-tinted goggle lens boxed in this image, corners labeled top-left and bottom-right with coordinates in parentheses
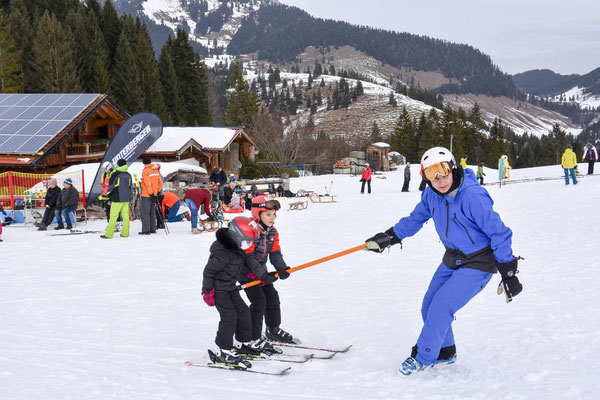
top-left (422, 162), bottom-right (452, 181)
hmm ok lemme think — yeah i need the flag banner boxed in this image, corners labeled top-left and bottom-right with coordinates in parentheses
top-left (86, 113), bottom-right (163, 207)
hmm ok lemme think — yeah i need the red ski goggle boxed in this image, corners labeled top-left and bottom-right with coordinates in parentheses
top-left (252, 200), bottom-right (281, 211)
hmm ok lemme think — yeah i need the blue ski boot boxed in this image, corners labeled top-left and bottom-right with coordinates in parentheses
top-left (399, 357), bottom-right (431, 376)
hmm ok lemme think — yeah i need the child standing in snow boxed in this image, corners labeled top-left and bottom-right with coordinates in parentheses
top-left (240, 195), bottom-right (294, 350)
top-left (365, 146), bottom-right (522, 376)
top-left (201, 216), bottom-right (264, 365)
top-left (476, 162), bottom-right (486, 185)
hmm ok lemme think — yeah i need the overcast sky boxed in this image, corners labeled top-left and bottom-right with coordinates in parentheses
top-left (278, 0), bottom-right (599, 76)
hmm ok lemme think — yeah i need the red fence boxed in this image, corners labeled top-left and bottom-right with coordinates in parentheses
top-left (0, 170), bottom-right (86, 210)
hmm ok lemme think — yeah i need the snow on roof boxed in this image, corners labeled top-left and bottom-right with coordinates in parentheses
top-left (147, 127), bottom-right (242, 153)
top-left (372, 142), bottom-right (390, 148)
top-left (53, 161), bottom-right (207, 194)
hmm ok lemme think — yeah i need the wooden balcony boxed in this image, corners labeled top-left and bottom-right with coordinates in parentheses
top-left (66, 142), bottom-right (109, 162)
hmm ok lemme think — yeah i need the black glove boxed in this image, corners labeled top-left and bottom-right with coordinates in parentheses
top-left (150, 194), bottom-right (157, 201)
top-left (365, 227), bottom-right (401, 253)
top-left (262, 271), bottom-right (278, 285)
top-left (277, 267), bottom-right (291, 280)
top-left (496, 258), bottom-right (523, 303)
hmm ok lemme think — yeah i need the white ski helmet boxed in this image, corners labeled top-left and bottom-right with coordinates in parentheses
top-left (420, 146), bottom-right (456, 179)
top-left (421, 147), bottom-right (455, 168)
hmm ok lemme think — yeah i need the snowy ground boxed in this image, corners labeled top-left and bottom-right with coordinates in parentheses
top-left (2, 165), bottom-right (599, 399)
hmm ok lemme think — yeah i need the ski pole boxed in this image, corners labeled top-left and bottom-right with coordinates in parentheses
top-left (236, 243), bottom-right (366, 291)
top-left (155, 199), bottom-right (169, 235)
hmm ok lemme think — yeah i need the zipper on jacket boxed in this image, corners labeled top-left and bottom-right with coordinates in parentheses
top-left (432, 207), bottom-right (435, 217)
top-left (445, 199), bottom-right (449, 238)
top-left (454, 213), bottom-right (475, 244)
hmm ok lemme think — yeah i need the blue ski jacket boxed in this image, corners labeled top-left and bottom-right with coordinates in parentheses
top-left (392, 168), bottom-right (514, 265)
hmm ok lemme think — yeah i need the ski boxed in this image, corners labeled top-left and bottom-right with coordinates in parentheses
top-left (49, 229), bottom-right (101, 236)
top-left (185, 361), bottom-right (291, 376)
top-left (203, 352), bottom-right (312, 364)
top-left (272, 342), bottom-right (353, 354)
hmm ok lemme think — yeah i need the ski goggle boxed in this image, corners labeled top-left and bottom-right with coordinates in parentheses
top-left (251, 199), bottom-right (281, 211)
top-left (422, 162), bottom-right (452, 181)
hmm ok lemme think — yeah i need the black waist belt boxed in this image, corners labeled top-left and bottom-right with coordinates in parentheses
top-left (443, 245), bottom-right (497, 273)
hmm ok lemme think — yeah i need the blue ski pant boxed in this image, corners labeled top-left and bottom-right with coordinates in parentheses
top-left (416, 263), bottom-right (492, 366)
top-left (564, 168), bottom-right (577, 185)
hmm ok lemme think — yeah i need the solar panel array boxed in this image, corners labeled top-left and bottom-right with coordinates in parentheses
top-left (0, 93), bottom-right (99, 154)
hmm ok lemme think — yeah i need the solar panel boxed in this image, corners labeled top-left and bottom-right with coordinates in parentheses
top-left (18, 135), bottom-right (54, 153)
top-left (0, 93), bottom-right (100, 154)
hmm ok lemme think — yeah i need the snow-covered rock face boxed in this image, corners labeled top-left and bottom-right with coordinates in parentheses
top-left (115, 0), bottom-right (263, 49)
top-left (551, 86), bottom-right (600, 111)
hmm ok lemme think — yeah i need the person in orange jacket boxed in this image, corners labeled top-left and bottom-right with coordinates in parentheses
top-left (140, 156), bottom-right (163, 234)
top-left (162, 191), bottom-right (185, 222)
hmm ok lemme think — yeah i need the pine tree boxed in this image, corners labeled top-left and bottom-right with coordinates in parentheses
top-left (158, 43), bottom-right (183, 125)
top-left (320, 77), bottom-right (325, 87)
top-left (100, 0), bottom-right (121, 64)
top-left (66, 8), bottom-right (110, 93)
top-left (224, 60), bottom-right (259, 127)
top-left (88, 55), bottom-right (110, 93)
top-left (391, 106), bottom-right (417, 162)
top-left (0, 10), bottom-right (23, 93)
top-left (388, 91), bottom-right (397, 106)
top-left (7, 0), bottom-right (32, 92)
top-left (110, 28), bottom-right (143, 113)
top-left (313, 59), bottom-right (322, 77)
top-left (135, 24), bottom-right (166, 119)
top-left (168, 29), bottom-right (212, 125)
top-left (329, 64), bottom-right (335, 75)
top-left (31, 11), bottom-right (81, 93)
top-left (370, 121), bottom-right (382, 143)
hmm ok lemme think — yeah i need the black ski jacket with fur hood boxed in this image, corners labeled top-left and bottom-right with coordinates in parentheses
top-left (202, 228), bottom-right (246, 292)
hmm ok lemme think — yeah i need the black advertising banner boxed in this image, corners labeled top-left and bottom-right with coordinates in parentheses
top-left (86, 113), bottom-right (163, 207)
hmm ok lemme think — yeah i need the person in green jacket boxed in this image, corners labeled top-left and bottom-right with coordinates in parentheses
top-left (561, 145), bottom-right (578, 185)
top-left (476, 162), bottom-right (486, 185)
top-left (101, 159), bottom-right (133, 238)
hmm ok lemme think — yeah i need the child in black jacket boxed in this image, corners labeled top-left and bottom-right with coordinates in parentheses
top-left (202, 216), bottom-right (266, 365)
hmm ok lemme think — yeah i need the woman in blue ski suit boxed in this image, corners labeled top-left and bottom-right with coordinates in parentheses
top-left (366, 147), bottom-right (523, 375)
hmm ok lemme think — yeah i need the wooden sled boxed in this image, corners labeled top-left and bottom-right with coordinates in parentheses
top-left (288, 200), bottom-right (308, 211)
top-left (309, 192), bottom-right (337, 203)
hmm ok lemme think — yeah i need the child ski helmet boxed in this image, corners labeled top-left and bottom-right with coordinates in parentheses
top-left (227, 216), bottom-right (260, 249)
top-left (251, 195), bottom-right (281, 220)
top-left (420, 146), bottom-right (456, 181)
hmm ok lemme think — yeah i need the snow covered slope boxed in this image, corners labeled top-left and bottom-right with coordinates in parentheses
top-left (1, 165), bottom-right (599, 399)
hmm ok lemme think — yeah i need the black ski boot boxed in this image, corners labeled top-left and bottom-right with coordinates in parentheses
top-left (265, 326), bottom-right (296, 344)
top-left (251, 338), bottom-right (283, 356)
top-left (235, 343), bottom-right (264, 358)
top-left (411, 344), bottom-right (457, 365)
top-left (211, 348), bottom-right (251, 369)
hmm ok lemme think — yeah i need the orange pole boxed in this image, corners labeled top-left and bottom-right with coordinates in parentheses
top-left (237, 243), bottom-right (366, 291)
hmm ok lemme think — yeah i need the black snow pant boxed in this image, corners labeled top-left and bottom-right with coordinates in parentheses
top-left (401, 179), bottom-right (410, 192)
top-left (155, 194), bottom-right (164, 229)
top-left (588, 160), bottom-right (595, 175)
top-left (478, 177), bottom-right (484, 185)
top-left (214, 290), bottom-right (252, 349)
top-left (361, 179), bottom-right (371, 194)
top-left (244, 283), bottom-right (281, 341)
top-left (141, 196), bottom-right (156, 233)
top-left (41, 206), bottom-right (56, 226)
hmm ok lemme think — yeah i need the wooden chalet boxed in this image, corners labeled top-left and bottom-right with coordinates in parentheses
top-left (144, 127), bottom-right (255, 177)
top-left (0, 93), bottom-right (128, 173)
top-left (366, 142), bottom-right (391, 171)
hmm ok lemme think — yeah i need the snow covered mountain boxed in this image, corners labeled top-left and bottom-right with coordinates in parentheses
top-left (109, 0), bottom-right (581, 137)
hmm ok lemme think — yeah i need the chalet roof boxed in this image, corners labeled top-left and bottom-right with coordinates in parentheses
top-left (146, 126), bottom-right (253, 154)
top-left (0, 93), bottom-right (127, 167)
